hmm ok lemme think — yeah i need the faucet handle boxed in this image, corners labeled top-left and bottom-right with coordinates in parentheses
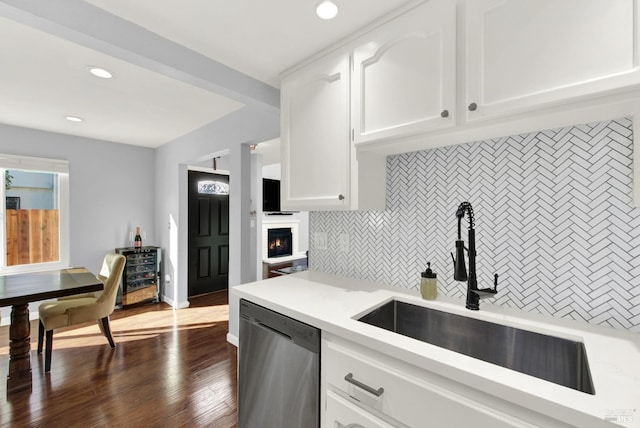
top-left (475, 273), bottom-right (499, 299)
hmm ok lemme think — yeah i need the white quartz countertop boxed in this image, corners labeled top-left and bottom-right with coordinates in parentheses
top-left (232, 271), bottom-right (640, 428)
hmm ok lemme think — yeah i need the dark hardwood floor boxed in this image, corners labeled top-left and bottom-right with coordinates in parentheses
top-left (0, 291), bottom-right (237, 427)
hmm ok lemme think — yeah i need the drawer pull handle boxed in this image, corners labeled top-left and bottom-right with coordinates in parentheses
top-left (344, 373), bottom-right (384, 397)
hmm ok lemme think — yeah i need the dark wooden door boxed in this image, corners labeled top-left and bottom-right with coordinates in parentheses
top-left (188, 170), bottom-right (229, 297)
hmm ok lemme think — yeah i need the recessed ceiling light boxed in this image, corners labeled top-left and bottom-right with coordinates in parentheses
top-left (315, 0), bottom-right (339, 20)
top-left (89, 67), bottom-right (113, 79)
top-left (65, 116), bottom-right (84, 123)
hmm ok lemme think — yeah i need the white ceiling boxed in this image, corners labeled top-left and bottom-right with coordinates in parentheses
top-left (0, 15), bottom-right (244, 147)
top-left (0, 0), bottom-right (409, 148)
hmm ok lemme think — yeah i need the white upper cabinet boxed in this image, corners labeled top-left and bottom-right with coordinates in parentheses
top-left (352, 0), bottom-right (456, 144)
top-left (280, 52), bottom-right (351, 211)
top-left (280, 0), bottom-right (640, 211)
top-left (465, 0), bottom-right (640, 121)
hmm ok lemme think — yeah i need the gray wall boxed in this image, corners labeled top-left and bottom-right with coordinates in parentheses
top-left (0, 123), bottom-right (155, 323)
top-left (154, 105), bottom-right (279, 341)
top-left (310, 118), bottom-right (640, 333)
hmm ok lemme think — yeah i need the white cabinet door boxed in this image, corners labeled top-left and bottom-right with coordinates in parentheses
top-left (466, 0), bottom-right (640, 121)
top-left (352, 0), bottom-right (456, 144)
top-left (325, 390), bottom-right (395, 428)
top-left (280, 52), bottom-right (350, 211)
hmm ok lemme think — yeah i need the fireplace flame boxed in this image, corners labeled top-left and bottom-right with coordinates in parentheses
top-left (269, 239), bottom-right (284, 250)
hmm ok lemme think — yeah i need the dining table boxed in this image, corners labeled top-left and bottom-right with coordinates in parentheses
top-left (0, 267), bottom-right (103, 394)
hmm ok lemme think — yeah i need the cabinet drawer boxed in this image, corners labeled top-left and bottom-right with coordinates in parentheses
top-left (324, 338), bottom-right (534, 428)
top-left (325, 390), bottom-right (395, 428)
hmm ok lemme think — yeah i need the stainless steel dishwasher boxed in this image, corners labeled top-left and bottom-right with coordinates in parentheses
top-left (238, 299), bottom-right (320, 428)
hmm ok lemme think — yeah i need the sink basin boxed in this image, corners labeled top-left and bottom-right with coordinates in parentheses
top-left (358, 300), bottom-right (595, 395)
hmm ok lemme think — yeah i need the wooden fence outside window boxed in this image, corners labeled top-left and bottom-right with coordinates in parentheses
top-left (6, 209), bottom-right (59, 266)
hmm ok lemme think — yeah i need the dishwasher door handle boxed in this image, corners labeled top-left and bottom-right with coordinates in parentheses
top-left (344, 373), bottom-right (384, 397)
top-left (256, 321), bottom-right (293, 341)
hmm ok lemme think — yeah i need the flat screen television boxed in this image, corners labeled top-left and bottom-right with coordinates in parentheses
top-left (263, 178), bottom-right (281, 212)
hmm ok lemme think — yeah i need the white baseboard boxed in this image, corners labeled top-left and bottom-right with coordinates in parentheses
top-left (161, 295), bottom-right (190, 309)
top-left (226, 333), bottom-right (238, 347)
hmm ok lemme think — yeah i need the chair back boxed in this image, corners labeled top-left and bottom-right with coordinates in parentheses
top-left (95, 253), bottom-right (126, 313)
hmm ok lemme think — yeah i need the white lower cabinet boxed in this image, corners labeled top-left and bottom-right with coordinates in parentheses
top-left (325, 390), bottom-right (396, 428)
top-left (321, 333), bottom-right (575, 428)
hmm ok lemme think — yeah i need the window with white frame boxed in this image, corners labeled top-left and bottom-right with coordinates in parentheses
top-left (0, 154), bottom-right (69, 274)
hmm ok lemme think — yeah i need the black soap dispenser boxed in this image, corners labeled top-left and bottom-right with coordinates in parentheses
top-left (420, 262), bottom-right (437, 300)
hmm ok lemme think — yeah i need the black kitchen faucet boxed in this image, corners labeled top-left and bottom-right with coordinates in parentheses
top-left (451, 202), bottom-right (499, 310)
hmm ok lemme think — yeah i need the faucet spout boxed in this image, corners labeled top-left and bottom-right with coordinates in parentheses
top-left (452, 202), bottom-right (498, 310)
top-left (452, 240), bottom-right (467, 281)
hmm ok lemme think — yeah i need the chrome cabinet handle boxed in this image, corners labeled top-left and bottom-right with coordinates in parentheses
top-left (468, 102), bottom-right (478, 111)
top-left (344, 373), bottom-right (384, 397)
top-left (440, 109), bottom-right (449, 118)
top-left (338, 194), bottom-right (345, 201)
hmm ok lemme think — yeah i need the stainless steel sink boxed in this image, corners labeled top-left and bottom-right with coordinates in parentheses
top-left (358, 300), bottom-right (595, 395)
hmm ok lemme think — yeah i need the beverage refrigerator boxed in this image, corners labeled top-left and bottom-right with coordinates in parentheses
top-left (115, 246), bottom-right (161, 306)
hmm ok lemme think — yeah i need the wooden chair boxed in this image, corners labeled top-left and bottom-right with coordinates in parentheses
top-left (37, 253), bottom-right (126, 372)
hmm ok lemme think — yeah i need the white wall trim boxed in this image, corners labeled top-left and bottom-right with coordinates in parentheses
top-left (262, 220), bottom-right (300, 262)
top-left (161, 294), bottom-right (190, 310)
top-left (226, 332), bottom-right (238, 347)
top-left (0, 153), bottom-right (70, 274)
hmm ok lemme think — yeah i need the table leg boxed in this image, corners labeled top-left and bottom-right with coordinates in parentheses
top-left (7, 303), bottom-right (32, 394)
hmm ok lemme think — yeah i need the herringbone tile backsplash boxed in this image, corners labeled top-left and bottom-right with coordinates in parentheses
top-left (309, 118), bottom-right (640, 332)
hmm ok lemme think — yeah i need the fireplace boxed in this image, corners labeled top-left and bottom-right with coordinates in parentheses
top-left (262, 220), bottom-right (300, 262)
top-left (268, 228), bottom-right (293, 258)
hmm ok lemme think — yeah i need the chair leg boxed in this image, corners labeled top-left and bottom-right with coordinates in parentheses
top-left (100, 317), bottom-right (116, 349)
top-left (37, 321), bottom-right (44, 354)
top-left (44, 330), bottom-right (53, 373)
